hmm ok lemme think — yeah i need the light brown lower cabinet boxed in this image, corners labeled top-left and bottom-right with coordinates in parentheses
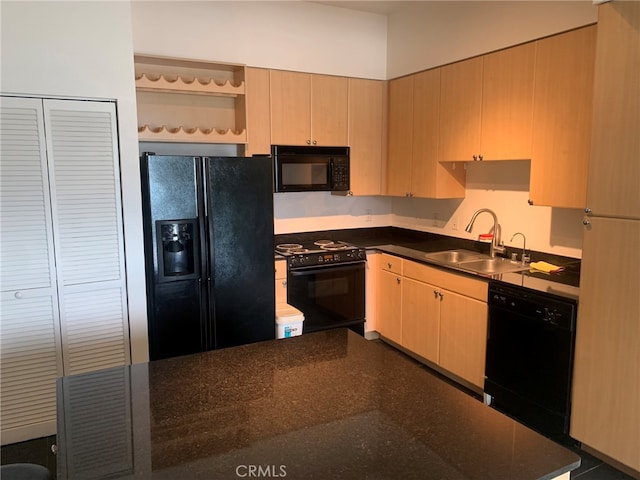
top-left (377, 256), bottom-right (403, 345)
top-left (438, 290), bottom-right (488, 389)
top-left (570, 217), bottom-right (640, 472)
top-left (275, 259), bottom-right (287, 304)
top-left (377, 254), bottom-right (488, 389)
top-left (401, 277), bottom-right (440, 364)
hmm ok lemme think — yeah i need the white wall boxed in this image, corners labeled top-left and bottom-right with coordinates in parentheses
top-left (387, 1), bottom-right (598, 78)
top-left (131, 0), bottom-right (388, 79)
top-left (1, 1), bottom-right (149, 362)
top-left (274, 193), bottom-right (392, 234)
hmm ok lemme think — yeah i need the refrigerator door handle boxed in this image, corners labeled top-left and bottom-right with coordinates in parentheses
top-left (199, 157), bottom-right (208, 219)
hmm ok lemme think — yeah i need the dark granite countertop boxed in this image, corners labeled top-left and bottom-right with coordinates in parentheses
top-left (56, 329), bottom-right (580, 480)
top-left (275, 227), bottom-right (580, 301)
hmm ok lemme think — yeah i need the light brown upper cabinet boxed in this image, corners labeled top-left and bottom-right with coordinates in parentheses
top-left (244, 67), bottom-right (271, 156)
top-left (270, 70), bottom-right (348, 146)
top-left (347, 78), bottom-right (386, 196)
top-left (387, 75), bottom-right (414, 197)
top-left (529, 25), bottom-right (596, 209)
top-left (585, 4), bottom-right (640, 220)
top-left (480, 43), bottom-right (536, 161)
top-left (439, 57), bottom-right (483, 162)
top-left (387, 69), bottom-right (466, 198)
top-left (439, 43), bottom-right (535, 163)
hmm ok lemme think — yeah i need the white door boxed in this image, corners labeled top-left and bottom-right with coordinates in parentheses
top-left (43, 99), bottom-right (130, 375)
top-left (0, 97), bottom-right (63, 443)
top-left (0, 97), bottom-right (130, 444)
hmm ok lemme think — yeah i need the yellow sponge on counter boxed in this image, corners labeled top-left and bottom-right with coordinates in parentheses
top-left (529, 261), bottom-right (565, 273)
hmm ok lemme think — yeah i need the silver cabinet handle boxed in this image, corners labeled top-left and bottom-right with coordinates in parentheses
top-left (387, 262), bottom-right (392, 269)
top-left (281, 280), bottom-right (287, 287)
top-left (582, 218), bottom-right (591, 226)
top-left (312, 140), bottom-right (317, 145)
top-left (479, 154), bottom-right (483, 161)
top-left (473, 155), bottom-right (478, 161)
top-left (396, 278), bottom-right (401, 284)
top-left (14, 291), bottom-right (23, 299)
top-left (528, 199), bottom-right (534, 205)
top-left (306, 139), bottom-right (311, 144)
top-left (439, 292), bottom-right (444, 299)
top-left (433, 290), bottom-right (439, 298)
top-left (584, 207), bottom-right (592, 215)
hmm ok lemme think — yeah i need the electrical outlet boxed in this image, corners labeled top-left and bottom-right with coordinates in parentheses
top-left (451, 216), bottom-right (458, 231)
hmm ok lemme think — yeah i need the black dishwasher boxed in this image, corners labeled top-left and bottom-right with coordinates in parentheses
top-left (485, 281), bottom-right (578, 442)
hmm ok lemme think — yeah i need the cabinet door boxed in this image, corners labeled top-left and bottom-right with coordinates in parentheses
top-left (348, 78), bottom-right (385, 196)
top-left (311, 74), bottom-right (348, 146)
top-left (411, 69), bottom-right (440, 198)
top-left (439, 57), bottom-right (483, 162)
top-left (377, 269), bottom-right (402, 344)
top-left (481, 42), bottom-right (535, 161)
top-left (571, 217), bottom-right (640, 471)
top-left (270, 70), bottom-right (311, 145)
top-left (386, 75), bottom-right (414, 196)
top-left (530, 25), bottom-right (596, 208)
top-left (586, 3), bottom-right (640, 220)
top-left (439, 290), bottom-right (488, 388)
top-left (275, 259), bottom-right (287, 304)
top-left (245, 67), bottom-right (271, 156)
top-left (401, 278), bottom-right (440, 364)
top-left (44, 100), bottom-right (130, 375)
top-left (365, 252), bottom-right (380, 333)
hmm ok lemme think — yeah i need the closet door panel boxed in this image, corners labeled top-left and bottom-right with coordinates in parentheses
top-left (1, 290), bottom-right (61, 442)
top-left (0, 97), bottom-right (57, 291)
top-left (0, 96), bottom-right (62, 444)
top-left (44, 100), bottom-right (125, 285)
top-left (43, 99), bottom-right (131, 374)
top-left (60, 283), bottom-right (129, 375)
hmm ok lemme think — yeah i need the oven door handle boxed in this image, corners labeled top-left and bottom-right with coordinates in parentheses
top-left (288, 261), bottom-right (365, 275)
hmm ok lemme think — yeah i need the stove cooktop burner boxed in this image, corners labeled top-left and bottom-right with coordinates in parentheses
top-left (276, 243), bottom-right (303, 252)
top-left (277, 239), bottom-right (366, 268)
top-left (320, 242), bottom-right (350, 251)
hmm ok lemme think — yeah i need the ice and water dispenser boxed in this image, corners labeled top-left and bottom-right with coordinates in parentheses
top-left (156, 220), bottom-right (198, 282)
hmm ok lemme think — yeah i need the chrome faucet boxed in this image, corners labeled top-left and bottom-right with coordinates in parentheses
top-left (465, 208), bottom-right (506, 258)
top-left (510, 232), bottom-right (529, 264)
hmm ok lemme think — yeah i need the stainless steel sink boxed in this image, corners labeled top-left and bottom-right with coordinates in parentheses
top-left (456, 257), bottom-right (530, 275)
top-left (424, 249), bottom-right (530, 275)
top-left (424, 249), bottom-right (486, 264)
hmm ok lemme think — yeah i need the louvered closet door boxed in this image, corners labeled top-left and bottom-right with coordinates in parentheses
top-left (0, 97), bottom-right (63, 444)
top-left (43, 100), bottom-right (130, 375)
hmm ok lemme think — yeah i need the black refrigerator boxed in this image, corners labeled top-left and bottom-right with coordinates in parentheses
top-left (140, 154), bottom-right (275, 360)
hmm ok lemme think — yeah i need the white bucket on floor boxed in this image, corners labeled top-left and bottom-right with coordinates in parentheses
top-left (276, 304), bottom-right (304, 339)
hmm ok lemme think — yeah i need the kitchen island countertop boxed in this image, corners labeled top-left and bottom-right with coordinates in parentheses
top-left (56, 329), bottom-right (579, 480)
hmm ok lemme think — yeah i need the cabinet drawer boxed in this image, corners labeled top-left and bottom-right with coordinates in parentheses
top-left (403, 260), bottom-right (487, 302)
top-left (380, 254), bottom-right (403, 275)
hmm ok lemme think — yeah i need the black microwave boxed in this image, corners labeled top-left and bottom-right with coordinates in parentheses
top-left (272, 145), bottom-right (350, 193)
